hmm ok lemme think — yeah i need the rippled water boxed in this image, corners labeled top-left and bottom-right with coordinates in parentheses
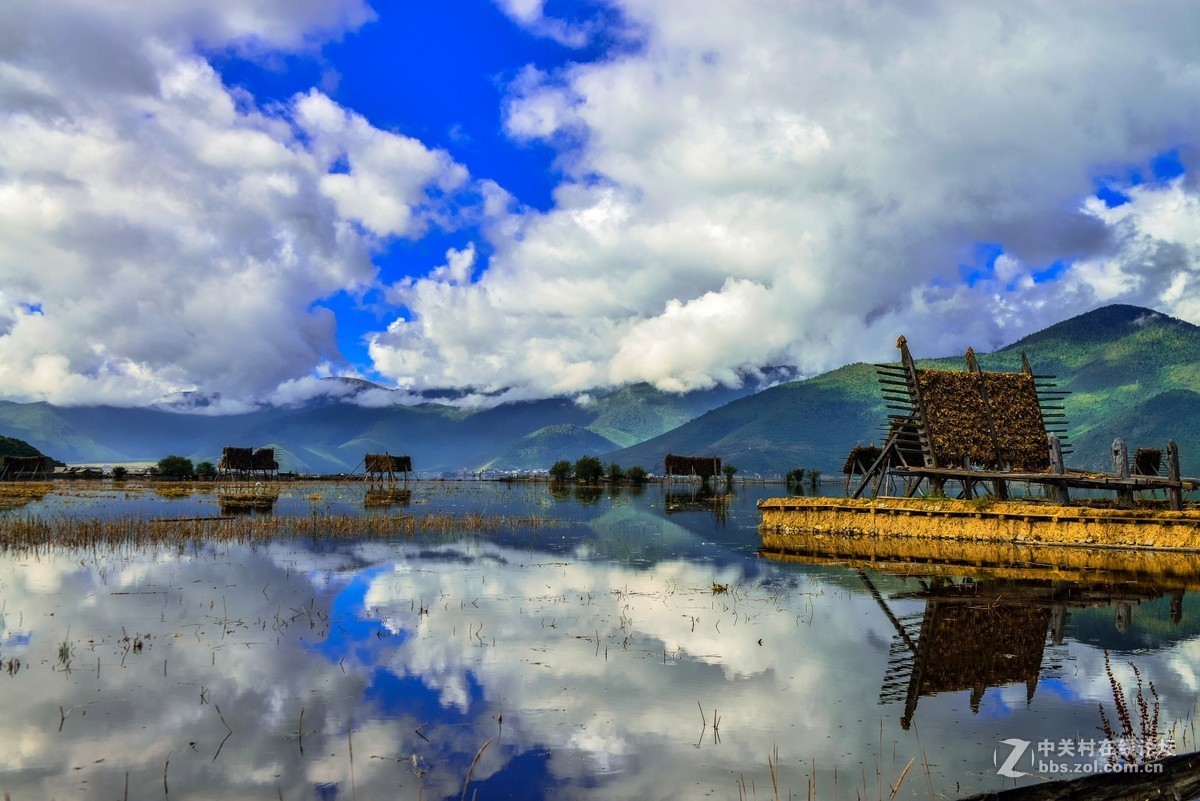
top-left (1, 481), bottom-right (1196, 799)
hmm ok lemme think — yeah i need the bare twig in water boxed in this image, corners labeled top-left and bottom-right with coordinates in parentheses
top-left (461, 737), bottom-right (494, 801)
top-left (348, 727), bottom-right (357, 801)
top-left (889, 757), bottom-right (915, 800)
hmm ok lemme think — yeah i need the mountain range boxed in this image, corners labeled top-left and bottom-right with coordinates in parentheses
top-left (3, 304), bottom-right (1199, 477)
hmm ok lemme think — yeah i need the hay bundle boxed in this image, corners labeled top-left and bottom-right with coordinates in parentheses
top-left (842, 444), bottom-right (883, 475)
top-left (916, 371), bottom-right (992, 467)
top-left (664, 454), bottom-right (722, 478)
top-left (981, 372), bottom-right (1050, 471)
top-left (1133, 448), bottom-right (1163, 476)
top-left (365, 454), bottom-right (411, 474)
top-left (915, 370), bottom-right (1049, 471)
top-left (219, 447), bottom-right (254, 471)
top-left (251, 448), bottom-right (278, 471)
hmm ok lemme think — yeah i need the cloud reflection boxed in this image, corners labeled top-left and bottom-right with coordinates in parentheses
top-left (1, 501), bottom-right (1199, 798)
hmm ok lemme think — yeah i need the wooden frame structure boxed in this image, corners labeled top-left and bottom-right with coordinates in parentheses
top-left (217, 446), bottom-right (279, 481)
top-left (664, 453), bottom-right (722, 481)
top-left (0, 455), bottom-right (50, 480)
top-left (358, 453), bottom-right (412, 483)
top-left (848, 337), bottom-right (1195, 509)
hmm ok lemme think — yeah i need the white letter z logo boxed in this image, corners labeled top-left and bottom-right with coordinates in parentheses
top-left (994, 738), bottom-right (1030, 778)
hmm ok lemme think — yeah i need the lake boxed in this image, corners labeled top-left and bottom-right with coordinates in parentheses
top-left (1, 480), bottom-right (1196, 799)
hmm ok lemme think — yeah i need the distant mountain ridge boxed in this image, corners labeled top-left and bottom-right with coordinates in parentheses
top-left (612, 304), bottom-right (1200, 476)
top-left (0, 379), bottom-right (762, 475)
top-left (3, 304), bottom-right (1198, 476)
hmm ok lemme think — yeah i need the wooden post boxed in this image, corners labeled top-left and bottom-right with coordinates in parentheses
top-left (897, 336), bottom-right (942, 495)
top-left (1047, 434), bottom-right (1069, 505)
top-left (1112, 438), bottom-right (1134, 508)
top-left (1168, 439), bottom-right (1183, 511)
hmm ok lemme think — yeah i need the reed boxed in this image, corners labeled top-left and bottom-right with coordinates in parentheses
top-left (0, 510), bottom-right (556, 551)
top-left (1098, 649), bottom-right (1167, 765)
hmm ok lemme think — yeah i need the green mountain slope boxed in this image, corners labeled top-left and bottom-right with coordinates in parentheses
top-left (0, 434), bottom-right (45, 459)
top-left (611, 305), bottom-right (1200, 477)
top-left (1069, 389), bottom-right (1200, 474)
top-left (477, 424), bottom-right (620, 472)
top-left (607, 363), bottom-right (885, 475)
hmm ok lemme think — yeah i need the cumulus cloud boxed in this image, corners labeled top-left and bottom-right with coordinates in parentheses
top-left (0, 0), bottom-right (468, 406)
top-left (8, 1), bottom-right (1200, 409)
top-left (371, 1), bottom-right (1200, 398)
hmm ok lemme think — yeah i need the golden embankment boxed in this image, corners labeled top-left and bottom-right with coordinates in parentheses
top-left (759, 496), bottom-right (1200, 552)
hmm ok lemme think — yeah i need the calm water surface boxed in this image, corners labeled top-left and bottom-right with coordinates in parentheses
top-left (1, 481), bottom-right (1197, 799)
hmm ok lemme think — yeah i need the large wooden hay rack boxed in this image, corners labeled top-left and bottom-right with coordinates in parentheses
top-left (848, 337), bottom-right (1196, 508)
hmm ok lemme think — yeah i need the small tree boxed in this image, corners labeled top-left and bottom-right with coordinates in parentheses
top-left (786, 468), bottom-right (806, 485)
top-left (575, 455), bottom-right (604, 484)
top-left (111, 465), bottom-right (128, 481)
top-left (808, 470), bottom-right (822, 488)
top-left (548, 460), bottom-right (574, 482)
top-left (625, 465), bottom-right (648, 485)
top-left (156, 455), bottom-right (195, 478)
top-left (722, 464), bottom-right (738, 483)
top-left (606, 462), bottom-right (624, 483)
top-left (196, 461), bottom-right (217, 479)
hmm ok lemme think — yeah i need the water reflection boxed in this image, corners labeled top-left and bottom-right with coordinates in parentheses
top-left (663, 484), bottom-right (731, 523)
top-left (364, 488), bottom-right (412, 508)
top-left (1, 483), bottom-right (1199, 799)
top-left (862, 573), bottom-right (1182, 730)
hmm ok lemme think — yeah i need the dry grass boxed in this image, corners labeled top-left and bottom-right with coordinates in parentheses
top-left (0, 510), bottom-right (555, 551)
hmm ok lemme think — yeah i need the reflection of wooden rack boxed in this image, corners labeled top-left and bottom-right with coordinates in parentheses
top-left (861, 572), bottom-right (1178, 730)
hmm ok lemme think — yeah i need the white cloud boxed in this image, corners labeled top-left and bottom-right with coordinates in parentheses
top-left (373, 1), bottom-right (1200, 398)
top-left (0, 1), bottom-right (469, 407)
top-left (8, 1), bottom-right (1200, 409)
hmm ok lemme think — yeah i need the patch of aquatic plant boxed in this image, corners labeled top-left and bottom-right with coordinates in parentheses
top-left (1098, 650), bottom-right (1172, 765)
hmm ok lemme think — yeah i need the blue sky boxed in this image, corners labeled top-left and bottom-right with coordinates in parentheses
top-left (2, 1), bottom-right (1200, 409)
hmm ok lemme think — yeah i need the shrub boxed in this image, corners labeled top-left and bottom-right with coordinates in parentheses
top-left (625, 465), bottom-right (648, 485)
top-left (548, 460), bottom-right (574, 481)
top-left (156, 455), bottom-right (195, 478)
top-left (575, 455), bottom-right (604, 484)
top-left (606, 462), bottom-right (624, 482)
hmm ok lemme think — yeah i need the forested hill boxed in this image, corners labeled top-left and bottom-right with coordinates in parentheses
top-left (609, 305), bottom-right (1200, 476)
top-left (0, 435), bottom-right (47, 460)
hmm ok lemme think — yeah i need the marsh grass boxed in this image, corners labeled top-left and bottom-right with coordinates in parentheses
top-left (0, 482), bottom-right (52, 509)
top-left (0, 510), bottom-right (556, 550)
